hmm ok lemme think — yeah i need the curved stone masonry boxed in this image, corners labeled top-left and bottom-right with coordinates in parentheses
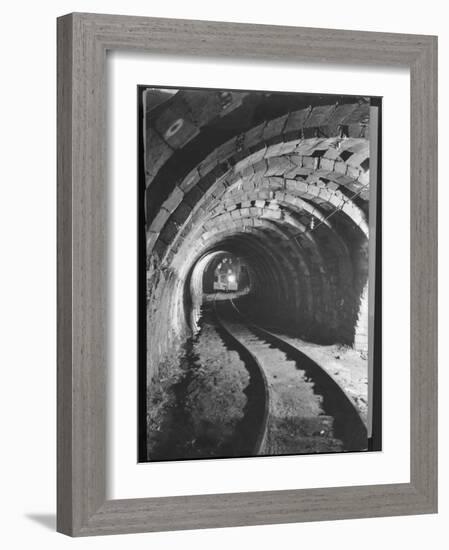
top-left (144, 94), bottom-right (371, 382)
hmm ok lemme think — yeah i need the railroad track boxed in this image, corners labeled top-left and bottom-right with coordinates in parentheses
top-left (214, 301), bottom-right (368, 456)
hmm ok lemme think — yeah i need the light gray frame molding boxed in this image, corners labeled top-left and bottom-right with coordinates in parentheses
top-left (57, 12), bottom-right (438, 537)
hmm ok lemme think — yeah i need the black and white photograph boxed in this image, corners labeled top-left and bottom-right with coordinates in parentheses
top-left (0, 0), bottom-right (442, 544)
top-left (139, 86), bottom-right (382, 463)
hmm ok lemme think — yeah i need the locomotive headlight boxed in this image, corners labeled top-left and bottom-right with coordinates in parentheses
top-left (227, 274), bottom-right (236, 284)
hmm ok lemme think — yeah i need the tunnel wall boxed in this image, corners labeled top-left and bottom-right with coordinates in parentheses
top-left (146, 257), bottom-right (189, 384)
top-left (144, 91), bottom-right (373, 381)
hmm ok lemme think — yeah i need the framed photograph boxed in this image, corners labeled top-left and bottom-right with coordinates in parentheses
top-left (139, 86), bottom-right (381, 464)
top-left (57, 13), bottom-right (437, 536)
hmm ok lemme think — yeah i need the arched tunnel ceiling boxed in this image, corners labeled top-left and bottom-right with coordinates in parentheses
top-left (144, 89), bottom-right (371, 351)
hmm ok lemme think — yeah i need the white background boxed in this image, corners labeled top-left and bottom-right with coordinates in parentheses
top-left (110, 54), bottom-right (410, 499)
top-left (0, 1), bottom-right (445, 548)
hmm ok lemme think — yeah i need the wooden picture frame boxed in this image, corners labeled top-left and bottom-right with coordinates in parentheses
top-left (57, 12), bottom-right (438, 536)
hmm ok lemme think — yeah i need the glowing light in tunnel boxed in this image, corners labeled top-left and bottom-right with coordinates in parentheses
top-left (227, 274), bottom-right (236, 284)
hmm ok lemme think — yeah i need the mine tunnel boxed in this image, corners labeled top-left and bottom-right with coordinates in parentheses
top-left (142, 87), bottom-right (373, 460)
